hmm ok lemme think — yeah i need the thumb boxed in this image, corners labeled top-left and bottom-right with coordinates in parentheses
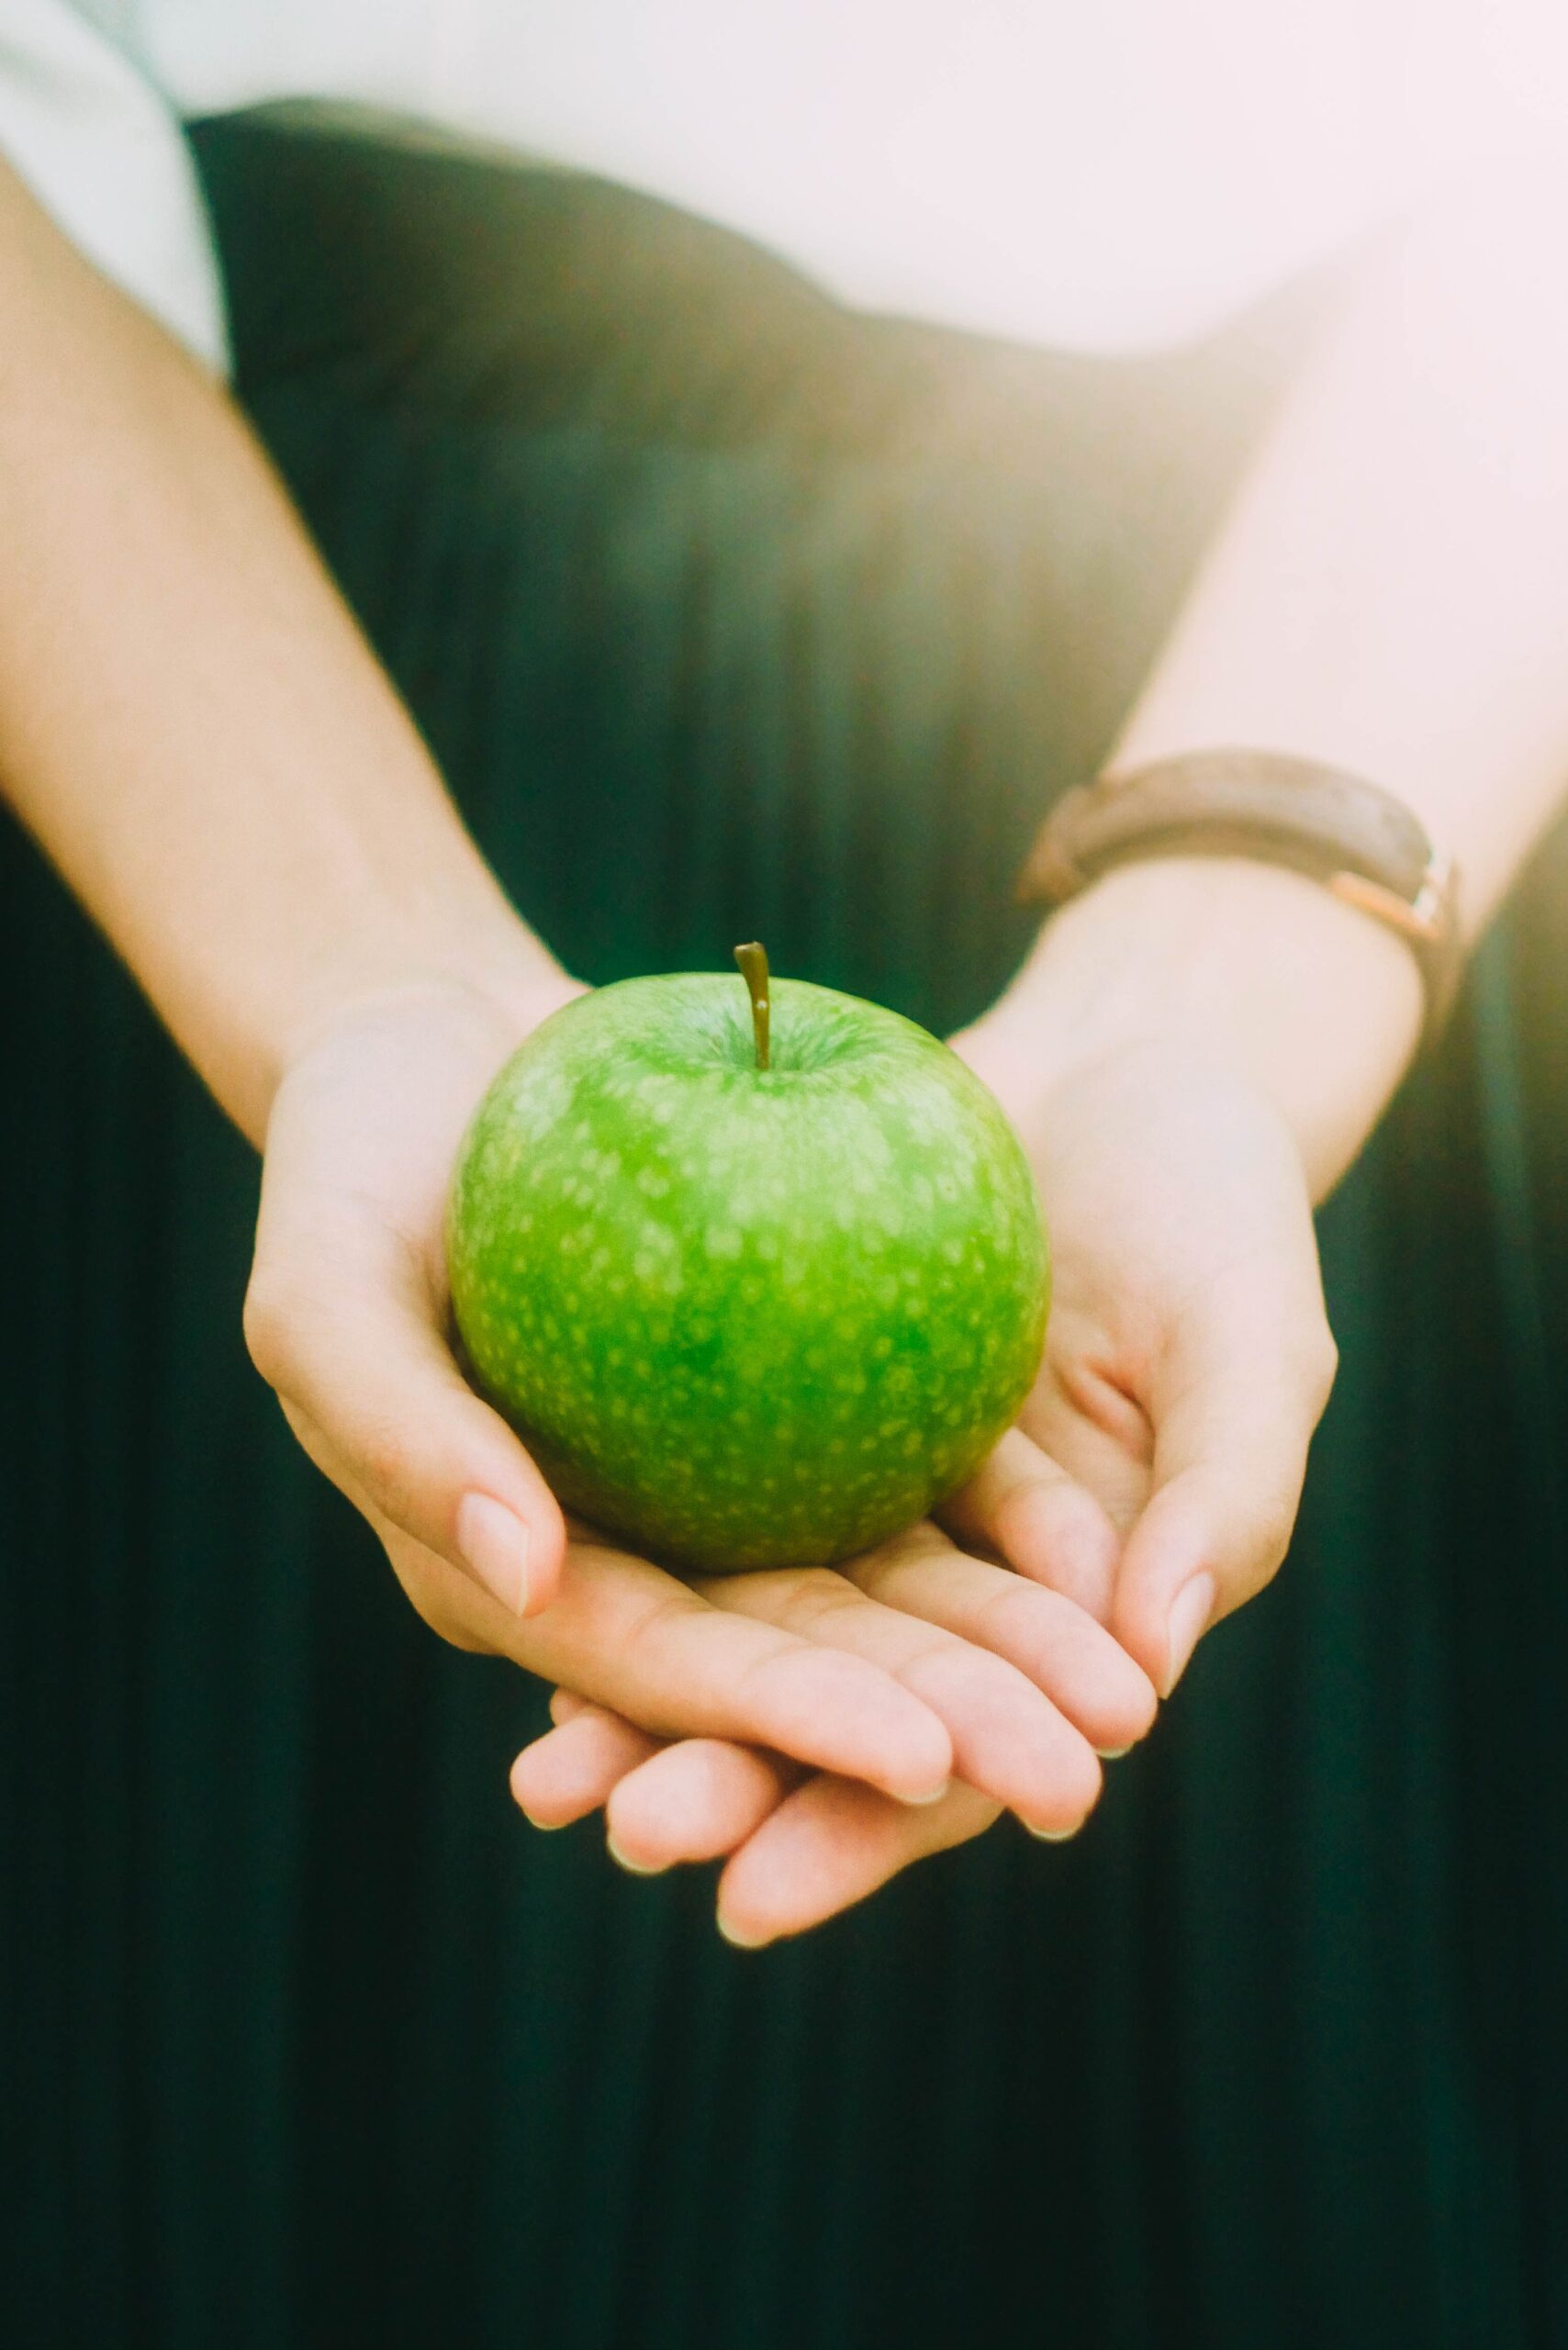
top-left (244, 1237), bottom-right (567, 1617)
top-left (1110, 1271), bottom-right (1337, 1698)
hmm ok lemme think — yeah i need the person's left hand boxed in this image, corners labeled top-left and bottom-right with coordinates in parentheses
top-left (511, 1022), bottom-right (1338, 1945)
top-left (510, 1492), bottom-right (1137, 1943)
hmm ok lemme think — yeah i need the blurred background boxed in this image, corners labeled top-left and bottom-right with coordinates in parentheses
top-left (5, 6), bottom-right (1568, 2347)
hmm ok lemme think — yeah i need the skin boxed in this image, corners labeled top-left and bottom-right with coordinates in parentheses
top-left (6, 140), bottom-right (1568, 1941)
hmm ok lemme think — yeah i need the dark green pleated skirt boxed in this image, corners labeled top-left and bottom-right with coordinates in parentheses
top-left (5, 107), bottom-right (1567, 2350)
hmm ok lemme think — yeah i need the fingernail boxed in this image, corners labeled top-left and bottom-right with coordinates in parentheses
top-left (892, 1779), bottom-right (951, 1808)
top-left (1161, 1572), bottom-right (1215, 1696)
top-left (717, 1912), bottom-right (769, 1950)
top-left (1025, 1821), bottom-right (1080, 1842)
top-left (456, 1493), bottom-right (532, 1614)
top-left (1095, 1744), bottom-right (1132, 1762)
top-left (607, 1833), bottom-right (667, 1878)
top-left (517, 1807), bottom-right (566, 1832)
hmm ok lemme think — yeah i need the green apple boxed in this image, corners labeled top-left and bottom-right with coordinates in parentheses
top-left (447, 947), bottom-right (1048, 1574)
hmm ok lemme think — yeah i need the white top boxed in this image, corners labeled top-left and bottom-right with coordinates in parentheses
top-left (1, 1), bottom-right (1561, 373)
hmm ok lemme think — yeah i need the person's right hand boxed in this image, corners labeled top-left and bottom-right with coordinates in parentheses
top-left (245, 974), bottom-right (1153, 1820)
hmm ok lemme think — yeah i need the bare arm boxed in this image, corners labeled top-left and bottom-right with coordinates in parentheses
top-left (974, 144), bottom-right (1568, 1199)
top-left (945, 146), bottom-right (1568, 1706)
top-left (0, 159), bottom-right (566, 1142)
top-left (0, 160), bottom-right (1156, 1876)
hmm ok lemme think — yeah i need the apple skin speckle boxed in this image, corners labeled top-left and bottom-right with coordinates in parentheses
top-left (447, 973), bottom-right (1048, 1574)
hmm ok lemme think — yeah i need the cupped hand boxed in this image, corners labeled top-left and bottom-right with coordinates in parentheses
top-left (516, 1035), bottom-right (1337, 1943)
top-left (977, 1035), bottom-right (1338, 1693)
top-left (242, 976), bottom-right (1149, 1812)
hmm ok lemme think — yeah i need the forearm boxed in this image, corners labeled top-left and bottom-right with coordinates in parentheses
top-left (969, 148), bottom-right (1568, 1198)
top-left (0, 162), bottom-right (567, 1146)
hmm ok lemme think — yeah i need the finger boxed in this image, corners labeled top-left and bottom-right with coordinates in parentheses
top-left (844, 1525), bottom-right (1157, 1760)
top-left (336, 1468), bottom-right (956, 1801)
top-left (1111, 1276), bottom-right (1337, 1697)
top-left (521, 1701), bottom-right (799, 1866)
top-left (939, 1427), bottom-right (1122, 1620)
top-left (245, 1208), bottom-right (567, 1617)
top-left (533, 1534), bottom-right (953, 1802)
top-left (606, 1740), bottom-right (797, 1870)
top-left (1018, 1346), bottom-right (1159, 1535)
top-left (715, 1777), bottom-right (1001, 1947)
top-left (697, 1545), bottom-right (1103, 1834)
top-left (510, 1707), bottom-right (662, 1828)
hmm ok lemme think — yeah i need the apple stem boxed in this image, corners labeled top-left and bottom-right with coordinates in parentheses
top-left (734, 942), bottom-right (771, 1070)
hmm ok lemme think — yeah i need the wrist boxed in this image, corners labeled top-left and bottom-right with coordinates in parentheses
top-left (955, 857), bottom-right (1424, 1199)
top-left (249, 912), bottom-right (583, 1147)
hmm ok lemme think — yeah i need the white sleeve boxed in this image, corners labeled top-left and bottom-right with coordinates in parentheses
top-left (414, 0), bottom-right (1557, 351)
top-left (0, 0), bottom-right (227, 369)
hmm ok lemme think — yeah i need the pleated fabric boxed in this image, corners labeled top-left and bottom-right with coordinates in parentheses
top-left (4, 107), bottom-right (1566, 2350)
